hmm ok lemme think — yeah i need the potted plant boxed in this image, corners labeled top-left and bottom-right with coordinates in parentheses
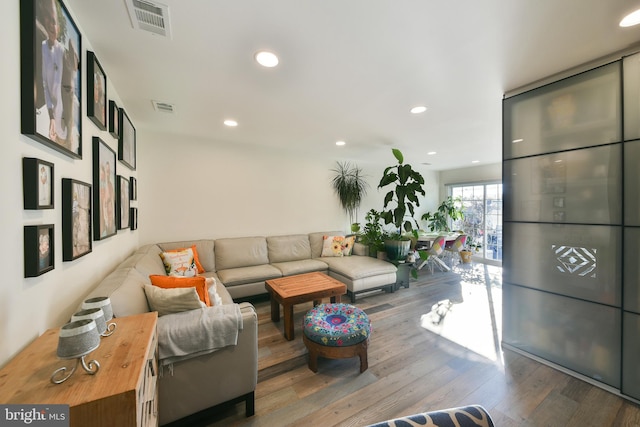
top-left (460, 236), bottom-right (481, 263)
top-left (378, 148), bottom-right (426, 261)
top-left (359, 209), bottom-right (386, 258)
top-left (421, 196), bottom-right (464, 232)
top-left (331, 161), bottom-right (369, 232)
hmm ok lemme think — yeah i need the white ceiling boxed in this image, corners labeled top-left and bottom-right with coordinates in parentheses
top-left (66, 0), bottom-right (640, 171)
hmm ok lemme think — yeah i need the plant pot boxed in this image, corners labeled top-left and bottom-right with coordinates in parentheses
top-left (384, 239), bottom-right (411, 261)
top-left (460, 250), bottom-right (472, 263)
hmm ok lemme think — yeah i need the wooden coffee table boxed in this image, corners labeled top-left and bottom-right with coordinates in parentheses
top-left (265, 272), bottom-right (347, 340)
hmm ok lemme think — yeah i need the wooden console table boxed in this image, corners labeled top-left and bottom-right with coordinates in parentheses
top-left (0, 312), bottom-right (158, 427)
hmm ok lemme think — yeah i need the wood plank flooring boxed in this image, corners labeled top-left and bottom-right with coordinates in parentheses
top-left (200, 263), bottom-right (640, 427)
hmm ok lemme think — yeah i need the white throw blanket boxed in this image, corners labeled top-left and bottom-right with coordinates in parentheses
top-left (157, 303), bottom-right (243, 366)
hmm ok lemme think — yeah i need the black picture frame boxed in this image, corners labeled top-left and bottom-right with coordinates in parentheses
top-left (92, 137), bottom-right (117, 240)
top-left (87, 51), bottom-right (107, 130)
top-left (24, 224), bottom-right (54, 277)
top-left (23, 157), bottom-right (54, 209)
top-left (130, 207), bottom-right (138, 230)
top-left (117, 175), bottom-right (130, 230)
top-left (20, 0), bottom-right (82, 159)
top-left (62, 178), bottom-right (92, 261)
top-left (108, 100), bottom-right (120, 138)
top-left (119, 108), bottom-right (136, 170)
top-left (130, 176), bottom-right (137, 200)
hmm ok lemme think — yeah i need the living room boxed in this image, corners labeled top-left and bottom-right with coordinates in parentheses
top-left (2, 0), bottom-right (640, 425)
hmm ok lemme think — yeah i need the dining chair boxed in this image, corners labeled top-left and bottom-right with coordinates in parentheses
top-left (443, 234), bottom-right (467, 267)
top-left (417, 235), bottom-right (447, 273)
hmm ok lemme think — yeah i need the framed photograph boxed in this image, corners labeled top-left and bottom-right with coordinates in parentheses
top-left (119, 108), bottom-right (136, 170)
top-left (117, 175), bottom-right (130, 230)
top-left (130, 207), bottom-right (138, 230)
top-left (108, 100), bottom-right (120, 138)
top-left (20, 0), bottom-right (82, 159)
top-left (24, 224), bottom-right (54, 277)
top-left (62, 178), bottom-right (92, 261)
top-left (130, 176), bottom-right (137, 200)
top-left (87, 51), bottom-right (107, 130)
top-left (23, 157), bottom-right (54, 209)
top-left (92, 137), bottom-right (117, 240)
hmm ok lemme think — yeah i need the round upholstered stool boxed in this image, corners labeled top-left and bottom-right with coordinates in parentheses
top-left (302, 303), bottom-right (371, 373)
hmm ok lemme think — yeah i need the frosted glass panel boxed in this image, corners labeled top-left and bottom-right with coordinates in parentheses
top-left (503, 223), bottom-right (621, 306)
top-left (624, 227), bottom-right (640, 313)
top-left (624, 53), bottom-right (640, 141)
top-left (624, 140), bottom-right (640, 225)
top-left (623, 312), bottom-right (640, 400)
top-left (503, 284), bottom-right (620, 388)
top-left (504, 62), bottom-right (621, 159)
top-left (503, 145), bottom-right (622, 224)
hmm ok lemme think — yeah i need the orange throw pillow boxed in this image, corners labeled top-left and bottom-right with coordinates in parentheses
top-left (165, 245), bottom-right (205, 274)
top-left (149, 275), bottom-right (211, 306)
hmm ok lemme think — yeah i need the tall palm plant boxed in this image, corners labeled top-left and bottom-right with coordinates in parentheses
top-left (331, 161), bottom-right (369, 228)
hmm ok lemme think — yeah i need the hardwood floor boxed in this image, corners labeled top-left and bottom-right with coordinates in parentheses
top-left (202, 263), bottom-right (640, 427)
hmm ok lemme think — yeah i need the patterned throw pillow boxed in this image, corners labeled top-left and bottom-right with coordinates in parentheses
top-left (342, 235), bottom-right (356, 256)
top-left (321, 235), bottom-right (356, 257)
top-left (164, 245), bottom-right (205, 274)
top-left (159, 248), bottom-right (198, 277)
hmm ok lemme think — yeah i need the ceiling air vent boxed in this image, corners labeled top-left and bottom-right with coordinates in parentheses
top-left (152, 100), bottom-right (175, 113)
top-left (125, 0), bottom-right (172, 38)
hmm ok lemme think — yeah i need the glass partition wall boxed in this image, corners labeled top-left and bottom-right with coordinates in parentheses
top-left (502, 53), bottom-right (640, 402)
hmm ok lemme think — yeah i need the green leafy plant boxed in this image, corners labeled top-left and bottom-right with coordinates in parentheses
top-left (359, 209), bottom-right (386, 255)
top-left (421, 196), bottom-right (464, 232)
top-left (378, 148), bottom-right (426, 234)
top-left (331, 161), bottom-right (369, 227)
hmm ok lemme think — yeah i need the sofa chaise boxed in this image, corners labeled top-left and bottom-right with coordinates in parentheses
top-left (82, 231), bottom-right (397, 425)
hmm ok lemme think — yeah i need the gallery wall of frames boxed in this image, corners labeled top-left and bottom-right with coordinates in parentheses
top-left (21, 0), bottom-right (138, 278)
top-left (502, 51), bottom-right (640, 403)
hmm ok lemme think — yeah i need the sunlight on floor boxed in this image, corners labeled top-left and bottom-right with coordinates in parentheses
top-left (420, 263), bottom-right (503, 363)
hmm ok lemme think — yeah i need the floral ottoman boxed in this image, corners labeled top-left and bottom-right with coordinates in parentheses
top-left (302, 303), bottom-right (371, 373)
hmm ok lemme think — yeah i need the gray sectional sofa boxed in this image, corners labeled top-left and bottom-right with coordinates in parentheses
top-left (83, 231), bottom-right (397, 425)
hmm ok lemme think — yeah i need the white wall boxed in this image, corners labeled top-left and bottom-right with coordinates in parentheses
top-left (137, 131), bottom-right (440, 242)
top-left (438, 162), bottom-right (502, 197)
top-left (0, 1), bottom-right (138, 367)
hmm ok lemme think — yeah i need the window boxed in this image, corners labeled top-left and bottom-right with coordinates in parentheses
top-left (450, 182), bottom-right (502, 263)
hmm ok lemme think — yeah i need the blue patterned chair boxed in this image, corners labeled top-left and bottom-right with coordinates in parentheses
top-left (366, 405), bottom-right (494, 427)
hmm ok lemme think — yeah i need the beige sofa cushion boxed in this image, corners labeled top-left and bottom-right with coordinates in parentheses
top-left (216, 264), bottom-right (282, 286)
top-left (85, 267), bottom-right (151, 317)
top-left (119, 244), bottom-right (166, 277)
top-left (158, 239), bottom-right (216, 272)
top-left (308, 231), bottom-right (343, 258)
top-left (267, 234), bottom-right (312, 263)
top-left (318, 256), bottom-right (397, 280)
top-left (270, 259), bottom-right (328, 276)
top-left (215, 237), bottom-right (269, 270)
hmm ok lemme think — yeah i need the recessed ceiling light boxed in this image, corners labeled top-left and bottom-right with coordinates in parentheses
top-left (471, 160), bottom-right (480, 164)
top-left (224, 119), bottom-right (238, 127)
top-left (335, 140), bottom-right (346, 146)
top-left (620, 9), bottom-right (640, 27)
top-left (410, 106), bottom-right (427, 114)
top-left (255, 51), bottom-right (279, 67)
top-left (512, 138), bottom-right (524, 143)
top-left (427, 151), bottom-right (436, 155)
